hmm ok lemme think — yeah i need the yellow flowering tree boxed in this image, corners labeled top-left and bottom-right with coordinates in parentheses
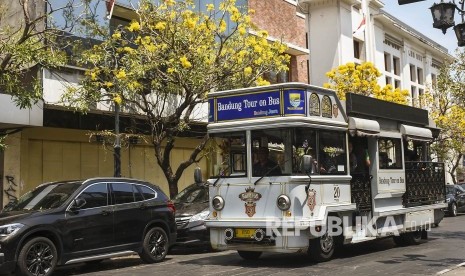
top-left (324, 62), bottom-right (409, 104)
top-left (62, 0), bottom-right (289, 197)
top-left (420, 63), bottom-right (465, 183)
top-left (0, 0), bottom-right (69, 151)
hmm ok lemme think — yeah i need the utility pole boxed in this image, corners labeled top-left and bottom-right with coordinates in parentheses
top-left (114, 102), bottom-right (121, 177)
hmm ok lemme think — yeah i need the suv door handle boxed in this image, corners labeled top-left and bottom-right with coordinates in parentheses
top-left (101, 210), bottom-right (112, 216)
top-left (139, 203), bottom-right (147, 210)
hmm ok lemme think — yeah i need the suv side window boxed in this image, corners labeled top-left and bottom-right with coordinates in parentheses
top-left (137, 185), bottom-right (157, 200)
top-left (112, 183), bottom-right (135, 204)
top-left (79, 183), bottom-right (108, 209)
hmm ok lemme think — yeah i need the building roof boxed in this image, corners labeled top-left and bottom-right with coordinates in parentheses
top-left (378, 9), bottom-right (452, 59)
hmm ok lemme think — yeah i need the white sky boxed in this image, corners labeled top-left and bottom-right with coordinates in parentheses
top-left (382, 0), bottom-right (459, 55)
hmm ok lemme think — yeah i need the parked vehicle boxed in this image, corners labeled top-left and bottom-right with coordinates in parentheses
top-left (446, 185), bottom-right (465, 216)
top-left (204, 83), bottom-right (446, 262)
top-left (458, 182), bottom-right (465, 190)
top-left (0, 178), bottom-right (176, 276)
top-left (173, 183), bottom-right (210, 247)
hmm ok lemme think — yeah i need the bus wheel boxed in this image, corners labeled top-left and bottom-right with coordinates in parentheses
top-left (403, 230), bottom-right (424, 245)
top-left (393, 230), bottom-right (424, 246)
top-left (308, 232), bottom-right (335, 262)
top-left (237, 251), bottom-right (262, 260)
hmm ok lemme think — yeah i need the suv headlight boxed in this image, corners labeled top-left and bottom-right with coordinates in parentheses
top-left (0, 223), bottom-right (24, 238)
top-left (212, 196), bottom-right (225, 211)
top-left (189, 209), bottom-right (210, 222)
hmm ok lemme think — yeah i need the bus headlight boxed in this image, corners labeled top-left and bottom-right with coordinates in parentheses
top-left (277, 194), bottom-right (291, 211)
top-left (212, 196), bottom-right (225, 211)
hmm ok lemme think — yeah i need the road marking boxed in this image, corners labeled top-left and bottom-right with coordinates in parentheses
top-left (436, 262), bottom-right (465, 275)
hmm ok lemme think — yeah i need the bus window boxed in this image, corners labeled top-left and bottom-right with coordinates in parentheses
top-left (210, 132), bottom-right (247, 177)
top-left (292, 128), bottom-right (317, 174)
top-left (318, 131), bottom-right (347, 175)
top-left (251, 129), bottom-right (288, 176)
top-left (378, 138), bottom-right (402, 169)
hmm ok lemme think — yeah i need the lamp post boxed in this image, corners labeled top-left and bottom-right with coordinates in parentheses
top-left (430, 0), bottom-right (465, 46)
top-left (114, 102), bottom-right (121, 177)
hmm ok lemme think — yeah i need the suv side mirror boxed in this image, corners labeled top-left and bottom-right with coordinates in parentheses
top-left (69, 198), bottom-right (86, 212)
top-left (194, 167), bottom-right (203, 184)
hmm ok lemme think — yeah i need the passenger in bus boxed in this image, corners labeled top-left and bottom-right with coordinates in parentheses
top-left (349, 141), bottom-right (371, 174)
top-left (253, 147), bottom-right (282, 176)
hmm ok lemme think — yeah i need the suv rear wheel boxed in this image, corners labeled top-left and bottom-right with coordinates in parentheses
top-left (16, 237), bottom-right (57, 276)
top-left (139, 227), bottom-right (168, 263)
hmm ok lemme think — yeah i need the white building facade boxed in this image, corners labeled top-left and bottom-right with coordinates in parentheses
top-left (298, 0), bottom-right (452, 107)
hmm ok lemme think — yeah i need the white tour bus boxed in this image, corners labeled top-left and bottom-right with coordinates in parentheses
top-left (199, 83), bottom-right (446, 262)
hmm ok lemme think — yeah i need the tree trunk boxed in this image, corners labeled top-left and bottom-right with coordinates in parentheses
top-left (168, 178), bottom-right (179, 199)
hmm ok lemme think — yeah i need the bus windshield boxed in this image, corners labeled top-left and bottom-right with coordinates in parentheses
top-left (209, 128), bottom-right (347, 178)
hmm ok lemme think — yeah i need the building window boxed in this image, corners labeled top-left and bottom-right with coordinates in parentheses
top-left (393, 57), bottom-right (400, 76)
top-left (263, 71), bottom-right (289, 84)
top-left (410, 64), bottom-right (416, 82)
top-left (394, 80), bottom-right (401, 89)
top-left (431, 73), bottom-right (437, 87)
top-left (418, 88), bottom-right (424, 108)
top-left (384, 53), bottom-right (391, 72)
top-left (354, 40), bottom-right (364, 60)
top-left (386, 76), bottom-right (392, 86)
top-left (417, 68), bottom-right (424, 85)
top-left (263, 55), bottom-right (290, 84)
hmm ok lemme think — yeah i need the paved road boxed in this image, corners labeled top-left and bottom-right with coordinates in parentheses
top-left (54, 214), bottom-right (465, 276)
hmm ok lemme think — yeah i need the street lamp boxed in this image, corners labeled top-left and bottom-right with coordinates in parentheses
top-left (430, 0), bottom-right (465, 46)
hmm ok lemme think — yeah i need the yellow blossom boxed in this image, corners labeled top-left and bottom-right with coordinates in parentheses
top-left (244, 67), bottom-right (252, 76)
top-left (112, 32), bottom-right (121, 39)
top-left (155, 21), bottom-right (166, 30)
top-left (256, 77), bottom-right (270, 86)
top-left (206, 4), bottom-right (214, 11)
top-left (115, 70), bottom-right (127, 79)
top-left (128, 21), bottom-right (140, 32)
top-left (90, 72), bottom-right (97, 80)
top-left (105, 81), bottom-right (113, 88)
top-left (180, 56), bottom-right (192, 68)
top-left (165, 0), bottom-right (175, 6)
top-left (113, 94), bottom-right (122, 105)
top-left (184, 18), bottom-right (196, 29)
top-left (167, 68), bottom-right (175, 73)
top-left (219, 20), bottom-right (226, 32)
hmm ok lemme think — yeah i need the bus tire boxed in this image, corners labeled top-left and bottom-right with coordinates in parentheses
top-left (393, 230), bottom-right (423, 246)
top-left (403, 230), bottom-right (423, 245)
top-left (308, 232), bottom-right (335, 262)
top-left (237, 251), bottom-right (262, 260)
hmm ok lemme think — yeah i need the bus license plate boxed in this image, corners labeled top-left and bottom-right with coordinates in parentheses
top-left (235, 228), bottom-right (256, 239)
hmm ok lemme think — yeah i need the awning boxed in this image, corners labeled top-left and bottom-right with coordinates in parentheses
top-left (400, 124), bottom-right (433, 142)
top-left (348, 117), bottom-right (380, 137)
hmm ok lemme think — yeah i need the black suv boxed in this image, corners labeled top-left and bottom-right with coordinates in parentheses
top-left (446, 184), bottom-right (465, 217)
top-left (0, 178), bottom-right (176, 276)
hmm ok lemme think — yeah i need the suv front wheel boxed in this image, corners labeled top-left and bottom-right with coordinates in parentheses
top-left (139, 227), bottom-right (169, 263)
top-left (16, 237), bottom-right (57, 276)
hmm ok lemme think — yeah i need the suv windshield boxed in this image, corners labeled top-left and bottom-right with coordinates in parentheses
top-left (172, 184), bottom-right (208, 204)
top-left (4, 182), bottom-right (82, 212)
